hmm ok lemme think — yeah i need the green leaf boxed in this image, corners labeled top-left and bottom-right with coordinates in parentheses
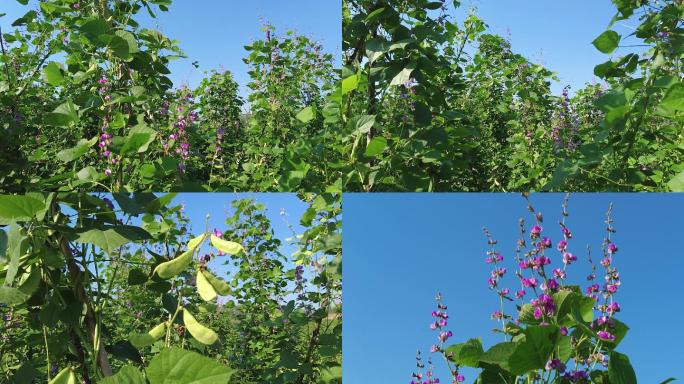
top-left (44, 62), bottom-right (64, 86)
top-left (127, 268), bottom-right (148, 285)
top-left (210, 235), bottom-right (244, 255)
top-left (120, 124), bottom-right (157, 155)
top-left (389, 61), bottom-right (416, 86)
top-left (47, 367), bottom-right (76, 384)
top-left (445, 338), bottom-right (484, 367)
top-left (667, 170), bottom-right (684, 191)
top-left (364, 136), bottom-right (387, 157)
top-left (99, 365), bottom-right (146, 384)
top-left (341, 74), bottom-right (358, 95)
top-left (80, 18), bottom-right (110, 42)
top-left (609, 351), bottom-right (637, 384)
top-left (5, 222), bottom-right (28, 285)
top-left (657, 83), bottom-right (684, 118)
top-left (352, 115), bottom-right (376, 134)
top-left (74, 226), bottom-right (151, 253)
top-left (508, 325), bottom-right (559, 374)
top-left (0, 286), bottom-right (29, 305)
top-left (0, 195), bottom-right (45, 224)
top-left (196, 269), bottom-right (217, 301)
top-left (659, 379), bottom-right (677, 384)
top-left (593, 30), bottom-right (621, 53)
top-left (478, 341), bottom-right (517, 371)
top-left (56, 137), bottom-right (97, 163)
top-left (146, 348), bottom-right (233, 384)
top-left (183, 309), bottom-right (218, 345)
top-left (296, 106), bottom-right (315, 123)
top-left (45, 100), bottom-right (79, 127)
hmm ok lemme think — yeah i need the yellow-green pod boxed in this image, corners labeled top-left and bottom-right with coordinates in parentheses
top-left (48, 367), bottom-right (76, 384)
top-left (203, 269), bottom-right (231, 296)
top-left (210, 235), bottom-right (244, 255)
top-left (183, 308), bottom-right (218, 345)
top-left (196, 269), bottom-right (217, 301)
top-left (129, 322), bottom-right (166, 348)
top-left (153, 233), bottom-right (205, 280)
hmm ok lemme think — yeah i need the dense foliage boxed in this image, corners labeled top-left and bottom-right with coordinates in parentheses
top-left (342, 0), bottom-right (684, 191)
top-left (0, 193), bottom-right (342, 383)
top-left (407, 195), bottom-right (674, 384)
top-left (0, 0), bottom-right (336, 192)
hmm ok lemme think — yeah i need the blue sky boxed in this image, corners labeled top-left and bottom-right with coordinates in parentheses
top-left (344, 193), bottom-right (683, 383)
top-left (449, 0), bottom-right (645, 94)
top-left (0, 1), bottom-right (341, 94)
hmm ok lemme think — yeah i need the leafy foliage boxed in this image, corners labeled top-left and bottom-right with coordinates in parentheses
top-left (0, 192), bottom-right (341, 383)
top-left (0, 0), bottom-right (336, 192)
top-left (341, 0), bottom-right (684, 191)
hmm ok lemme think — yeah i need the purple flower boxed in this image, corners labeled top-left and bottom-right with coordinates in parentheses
top-left (597, 330), bottom-right (615, 342)
top-left (562, 227), bottom-right (572, 239)
top-left (557, 240), bottom-right (567, 252)
top-left (521, 277), bottom-right (538, 288)
top-left (562, 252), bottom-right (577, 265)
top-left (530, 225), bottom-right (542, 239)
top-left (608, 243), bottom-right (618, 254)
top-left (545, 358), bottom-right (566, 372)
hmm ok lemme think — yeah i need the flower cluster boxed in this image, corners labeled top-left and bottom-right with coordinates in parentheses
top-left (409, 293), bottom-right (464, 384)
top-left (163, 88), bottom-right (196, 173)
top-left (97, 76), bottom-right (117, 177)
top-left (550, 86), bottom-right (581, 152)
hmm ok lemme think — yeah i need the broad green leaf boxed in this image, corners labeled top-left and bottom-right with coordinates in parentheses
top-left (5, 222), bottom-right (28, 285)
top-left (445, 338), bottom-right (484, 367)
top-left (210, 235), bottom-right (244, 255)
top-left (0, 195), bottom-right (46, 224)
top-left (609, 351), bottom-right (637, 384)
top-left (99, 365), bottom-right (146, 384)
top-left (478, 341), bottom-right (517, 371)
top-left (146, 348), bottom-right (233, 384)
top-left (296, 106), bottom-right (315, 123)
top-left (74, 226), bottom-right (151, 253)
top-left (120, 124), bottom-right (157, 155)
top-left (127, 268), bottom-right (148, 285)
top-left (657, 83), bottom-right (684, 118)
top-left (389, 61), bottom-right (416, 86)
top-left (352, 115), bottom-right (376, 134)
top-left (0, 286), bottom-right (29, 305)
top-left (183, 309), bottom-right (218, 345)
top-left (196, 269), bottom-right (217, 301)
top-left (44, 62), bottom-right (64, 86)
top-left (17, 267), bottom-right (41, 296)
top-left (202, 270), bottom-right (231, 296)
top-left (129, 322), bottom-right (166, 348)
top-left (47, 367), bottom-right (76, 384)
top-left (56, 137), bottom-right (97, 163)
top-left (45, 100), bottom-right (79, 127)
top-left (593, 30), bottom-right (621, 53)
top-left (364, 136), bottom-right (387, 157)
top-left (509, 325), bottom-right (559, 374)
top-left (341, 74), bottom-right (358, 95)
top-left (667, 170), bottom-right (684, 191)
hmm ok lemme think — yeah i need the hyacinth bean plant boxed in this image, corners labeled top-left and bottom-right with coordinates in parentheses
top-left (0, 0), bottom-right (336, 193)
top-left (409, 194), bottom-right (675, 384)
top-left (0, 193), bottom-right (342, 383)
top-left (342, 0), bottom-right (684, 192)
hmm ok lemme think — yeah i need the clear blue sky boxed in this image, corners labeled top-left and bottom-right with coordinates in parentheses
top-left (450, 0), bottom-right (645, 94)
top-left (0, 1), bottom-right (341, 94)
top-left (344, 193), bottom-right (683, 383)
